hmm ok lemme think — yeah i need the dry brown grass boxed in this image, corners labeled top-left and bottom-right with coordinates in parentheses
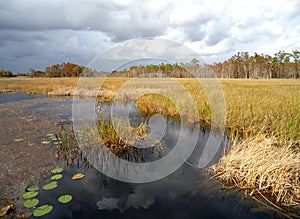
top-left (212, 135), bottom-right (300, 207)
top-left (0, 78), bottom-right (79, 94)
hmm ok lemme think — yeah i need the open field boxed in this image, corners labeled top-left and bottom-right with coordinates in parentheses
top-left (1, 77), bottom-right (299, 207)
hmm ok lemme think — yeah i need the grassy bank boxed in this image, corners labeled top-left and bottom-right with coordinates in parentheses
top-left (1, 77), bottom-right (299, 207)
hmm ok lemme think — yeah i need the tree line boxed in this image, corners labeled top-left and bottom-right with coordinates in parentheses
top-left (110, 50), bottom-right (300, 79)
top-left (0, 70), bottom-right (14, 77)
top-left (28, 63), bottom-right (86, 77)
top-left (203, 50), bottom-right (300, 79)
top-left (1, 50), bottom-right (299, 78)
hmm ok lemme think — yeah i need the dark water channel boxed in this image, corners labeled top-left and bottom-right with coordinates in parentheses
top-left (0, 93), bottom-right (286, 219)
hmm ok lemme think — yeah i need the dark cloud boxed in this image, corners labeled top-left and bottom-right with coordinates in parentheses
top-left (0, 0), bottom-right (299, 72)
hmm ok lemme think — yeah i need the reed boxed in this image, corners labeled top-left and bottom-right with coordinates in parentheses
top-left (211, 135), bottom-right (300, 207)
top-left (56, 118), bottom-right (164, 164)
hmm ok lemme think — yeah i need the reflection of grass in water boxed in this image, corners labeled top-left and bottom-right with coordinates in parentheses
top-left (56, 119), bottom-right (164, 166)
top-left (81, 118), bottom-right (164, 162)
top-left (55, 126), bottom-right (83, 167)
top-left (97, 119), bottom-right (161, 154)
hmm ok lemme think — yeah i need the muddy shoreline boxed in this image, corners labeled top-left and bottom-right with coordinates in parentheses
top-left (0, 94), bottom-right (72, 216)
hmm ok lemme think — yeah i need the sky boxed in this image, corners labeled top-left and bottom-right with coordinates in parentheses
top-left (0, 0), bottom-right (300, 73)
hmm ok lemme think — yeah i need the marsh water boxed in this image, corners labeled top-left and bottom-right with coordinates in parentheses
top-left (0, 93), bottom-right (287, 218)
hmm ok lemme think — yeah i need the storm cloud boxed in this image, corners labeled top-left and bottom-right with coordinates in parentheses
top-left (0, 0), bottom-right (300, 72)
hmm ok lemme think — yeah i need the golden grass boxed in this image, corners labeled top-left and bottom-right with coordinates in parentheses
top-left (135, 78), bottom-right (300, 141)
top-left (1, 77), bottom-right (298, 140)
top-left (212, 135), bottom-right (300, 207)
top-left (0, 78), bottom-right (79, 94)
top-left (1, 77), bottom-right (298, 139)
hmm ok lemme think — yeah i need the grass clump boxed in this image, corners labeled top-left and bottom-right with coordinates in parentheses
top-left (78, 118), bottom-right (164, 162)
top-left (56, 117), bottom-right (164, 166)
top-left (212, 135), bottom-right (300, 207)
top-left (56, 126), bottom-right (82, 167)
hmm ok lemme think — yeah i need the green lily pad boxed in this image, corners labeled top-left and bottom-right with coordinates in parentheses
top-left (47, 133), bottom-right (55, 137)
top-left (14, 138), bottom-right (24, 142)
top-left (53, 141), bottom-right (62, 144)
top-left (42, 182), bottom-right (57, 190)
top-left (58, 195), bottom-right (72, 204)
top-left (33, 205), bottom-right (53, 217)
top-left (41, 141), bottom-right (51, 145)
top-left (26, 185), bottom-right (39, 191)
top-left (23, 191), bottom-right (38, 199)
top-left (24, 199), bottom-right (39, 208)
top-left (51, 167), bottom-right (63, 174)
top-left (51, 174), bottom-right (63, 180)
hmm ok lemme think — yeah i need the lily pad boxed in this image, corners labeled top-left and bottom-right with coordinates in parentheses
top-left (58, 195), bottom-right (72, 204)
top-left (46, 133), bottom-right (55, 137)
top-left (42, 182), bottom-right (57, 190)
top-left (72, 173), bottom-right (85, 180)
top-left (51, 167), bottom-right (63, 174)
top-left (51, 174), bottom-right (63, 180)
top-left (14, 138), bottom-right (24, 142)
top-left (24, 199), bottom-right (39, 208)
top-left (53, 141), bottom-right (62, 145)
top-left (41, 141), bottom-right (51, 145)
top-left (23, 191), bottom-right (38, 199)
top-left (33, 205), bottom-right (53, 217)
top-left (26, 185), bottom-right (39, 192)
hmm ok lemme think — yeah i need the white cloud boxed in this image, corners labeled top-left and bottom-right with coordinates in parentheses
top-left (0, 0), bottom-right (299, 72)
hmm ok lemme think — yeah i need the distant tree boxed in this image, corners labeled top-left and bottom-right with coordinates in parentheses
top-left (16, 72), bottom-right (28, 77)
top-left (274, 50), bottom-right (290, 78)
top-left (291, 50), bottom-right (300, 78)
top-left (0, 70), bottom-right (13, 77)
top-left (190, 58), bottom-right (200, 67)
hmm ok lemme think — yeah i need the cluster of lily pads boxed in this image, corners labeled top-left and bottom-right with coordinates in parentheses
top-left (41, 133), bottom-right (62, 145)
top-left (14, 133), bottom-right (85, 217)
top-left (14, 133), bottom-right (61, 145)
top-left (22, 167), bottom-right (76, 217)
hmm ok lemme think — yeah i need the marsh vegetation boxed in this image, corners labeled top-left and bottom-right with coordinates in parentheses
top-left (0, 77), bottom-right (299, 216)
